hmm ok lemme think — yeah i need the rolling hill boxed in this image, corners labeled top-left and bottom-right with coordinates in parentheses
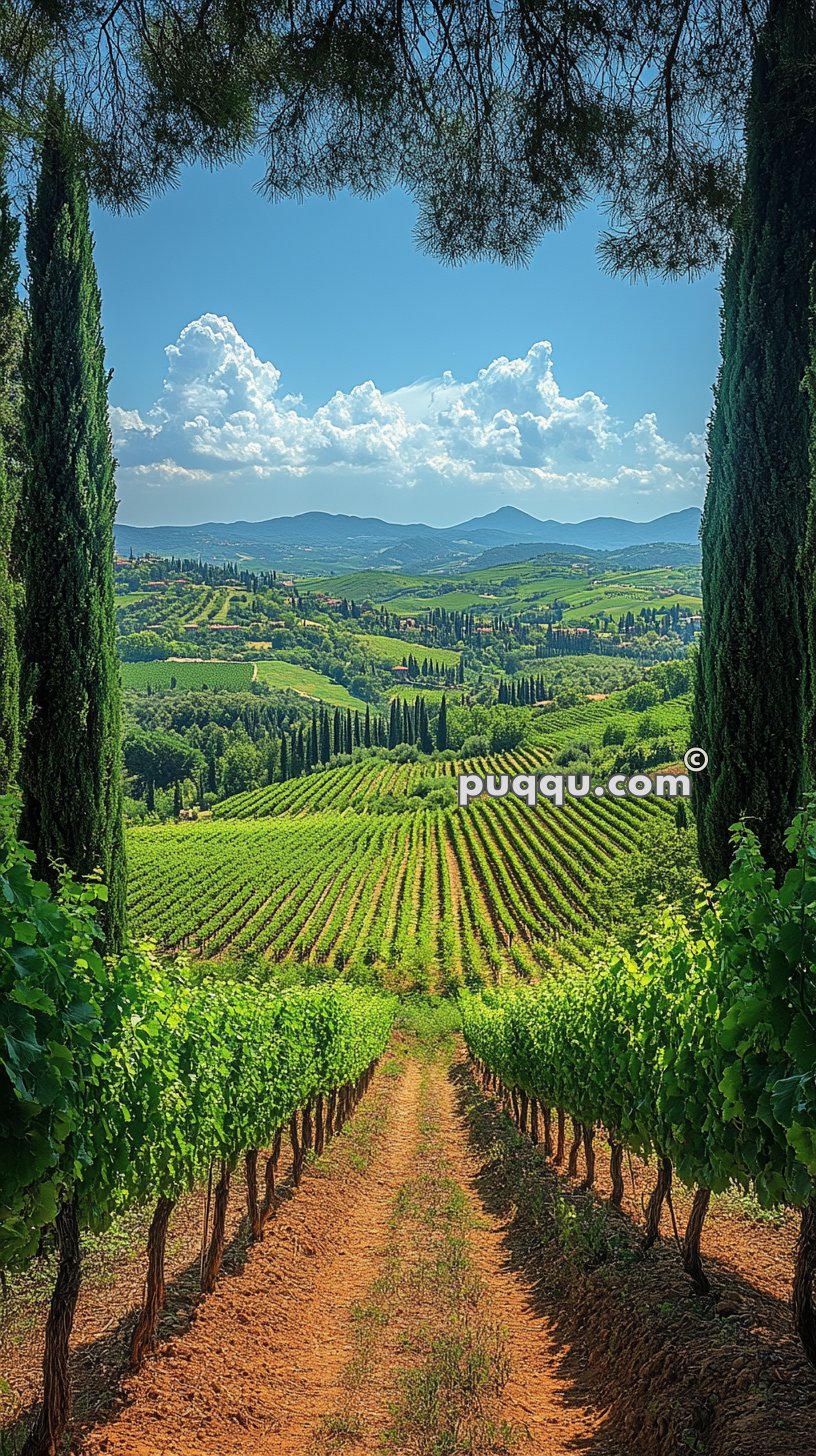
top-left (115, 506), bottom-right (702, 573)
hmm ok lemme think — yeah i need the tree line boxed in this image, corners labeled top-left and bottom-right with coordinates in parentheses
top-left (280, 703), bottom-right (384, 778)
top-left (497, 674), bottom-right (550, 707)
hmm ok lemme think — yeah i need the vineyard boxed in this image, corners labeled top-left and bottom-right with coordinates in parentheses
top-left (460, 810), bottom-right (816, 1364)
top-left (1, 828), bottom-right (394, 1445)
top-left (121, 661), bottom-right (256, 693)
top-left (529, 691), bottom-right (691, 756)
top-left (7, 8), bottom-right (816, 1450)
top-left (127, 752), bottom-right (668, 981)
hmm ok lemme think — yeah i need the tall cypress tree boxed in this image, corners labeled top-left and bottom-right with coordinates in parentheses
top-left (0, 436), bottom-right (17, 796)
top-left (0, 156), bottom-right (21, 793)
top-left (805, 287), bottom-right (816, 785)
top-left (436, 693), bottom-right (448, 751)
top-left (418, 698), bottom-right (432, 754)
top-left (18, 93), bottom-right (127, 948)
top-left (308, 710), bottom-right (318, 766)
top-left (692, 0), bottom-right (816, 883)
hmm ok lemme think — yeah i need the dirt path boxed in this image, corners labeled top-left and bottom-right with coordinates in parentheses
top-left (317, 1054), bottom-right (617, 1456)
top-left (81, 1049), bottom-right (616, 1456)
top-left (429, 1059), bottom-right (616, 1454)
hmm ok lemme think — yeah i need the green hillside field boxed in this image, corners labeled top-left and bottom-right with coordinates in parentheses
top-left (253, 659), bottom-right (370, 709)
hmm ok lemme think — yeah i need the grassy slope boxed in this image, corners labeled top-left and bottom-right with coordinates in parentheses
top-left (357, 633), bottom-right (460, 668)
top-left (254, 660), bottom-right (370, 709)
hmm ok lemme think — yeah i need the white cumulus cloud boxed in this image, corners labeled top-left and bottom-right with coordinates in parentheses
top-left (112, 314), bottom-right (705, 524)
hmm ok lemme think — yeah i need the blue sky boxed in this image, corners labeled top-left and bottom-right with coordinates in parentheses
top-left (90, 156), bottom-right (721, 527)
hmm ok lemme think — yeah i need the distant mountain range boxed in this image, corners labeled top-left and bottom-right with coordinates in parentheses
top-left (466, 539), bottom-right (702, 573)
top-left (115, 505), bottom-right (701, 574)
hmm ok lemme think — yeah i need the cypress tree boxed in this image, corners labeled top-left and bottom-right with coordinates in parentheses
top-left (0, 156), bottom-right (20, 793)
top-left (419, 698), bottom-right (432, 753)
top-left (364, 704), bottom-right (371, 748)
top-left (345, 708), bottom-right (353, 754)
top-left (436, 693), bottom-right (448, 751)
top-left (692, 0), bottom-right (816, 883)
top-left (309, 710), bottom-right (318, 766)
top-left (18, 93), bottom-right (126, 948)
top-left (805, 288), bottom-right (816, 786)
top-left (0, 429), bottom-right (17, 795)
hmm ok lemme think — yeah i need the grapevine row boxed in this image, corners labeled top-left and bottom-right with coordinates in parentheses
top-left (1, 829), bottom-right (396, 1449)
top-left (460, 811), bottom-right (816, 1365)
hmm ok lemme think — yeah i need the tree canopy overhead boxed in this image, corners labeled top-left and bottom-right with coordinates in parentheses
top-left (0, 0), bottom-right (778, 273)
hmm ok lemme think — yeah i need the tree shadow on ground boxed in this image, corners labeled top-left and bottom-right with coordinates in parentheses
top-left (449, 1058), bottom-right (816, 1456)
top-left (0, 1159), bottom-right (304, 1456)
